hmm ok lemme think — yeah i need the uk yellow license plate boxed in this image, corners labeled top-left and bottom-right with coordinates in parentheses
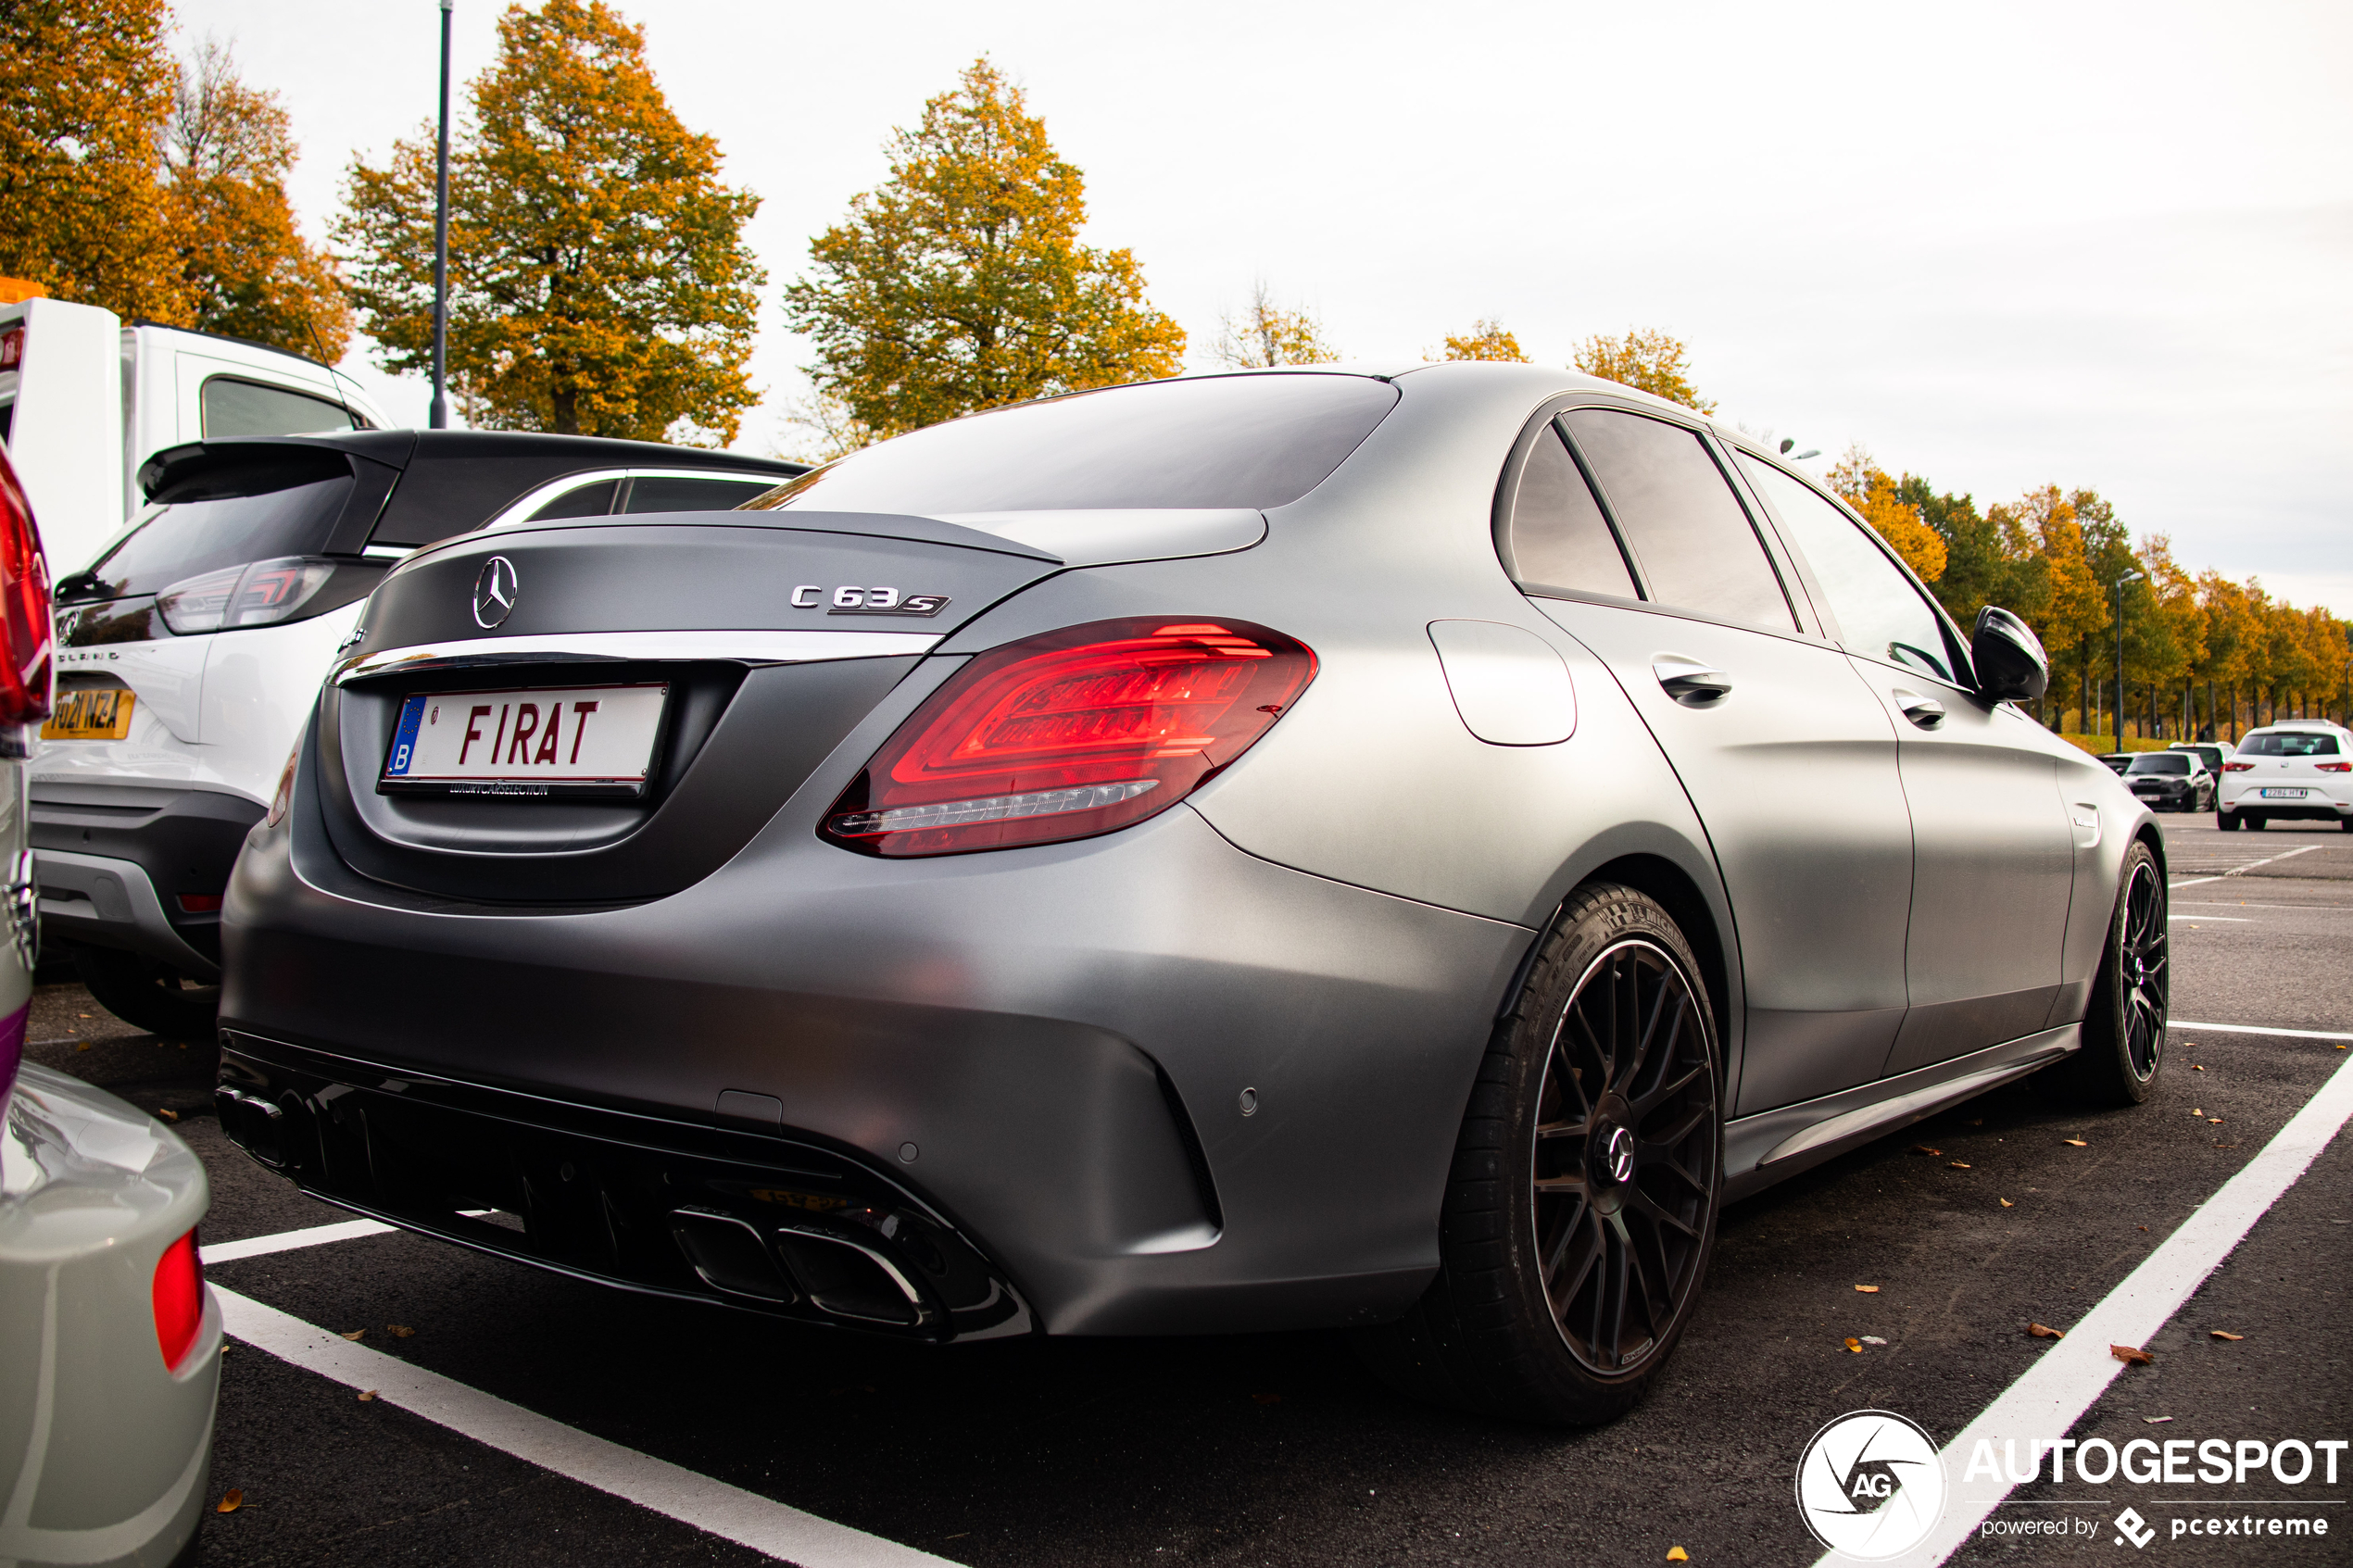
top-left (43, 687), bottom-right (135, 740)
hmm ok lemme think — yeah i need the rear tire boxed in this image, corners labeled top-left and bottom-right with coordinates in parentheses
top-left (2216, 809), bottom-right (2239, 831)
top-left (1353, 884), bottom-right (1721, 1425)
top-left (2044, 839), bottom-right (2166, 1108)
top-left (73, 946), bottom-right (220, 1040)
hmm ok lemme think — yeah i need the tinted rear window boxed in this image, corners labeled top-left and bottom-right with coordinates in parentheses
top-left (2125, 754), bottom-right (2190, 774)
top-left (2241, 732), bottom-right (2341, 757)
top-left (201, 377), bottom-right (358, 438)
top-left (744, 374), bottom-right (1399, 515)
top-left (73, 470), bottom-right (353, 600)
top-left (626, 474), bottom-right (777, 513)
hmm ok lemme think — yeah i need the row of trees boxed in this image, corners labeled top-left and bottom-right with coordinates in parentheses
top-left (1824, 452), bottom-right (2351, 744)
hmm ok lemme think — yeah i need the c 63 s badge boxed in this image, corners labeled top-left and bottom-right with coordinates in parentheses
top-left (793, 585), bottom-right (951, 618)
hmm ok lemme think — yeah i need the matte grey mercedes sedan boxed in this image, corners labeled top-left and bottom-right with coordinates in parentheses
top-left (218, 364), bottom-right (2165, 1424)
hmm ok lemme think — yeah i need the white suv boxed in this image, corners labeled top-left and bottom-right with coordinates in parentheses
top-left (2216, 721), bottom-right (2353, 832)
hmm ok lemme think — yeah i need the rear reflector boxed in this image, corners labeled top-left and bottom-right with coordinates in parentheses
top-left (823, 618), bottom-right (1315, 857)
top-left (152, 1228), bottom-right (204, 1372)
top-left (177, 894), bottom-right (224, 913)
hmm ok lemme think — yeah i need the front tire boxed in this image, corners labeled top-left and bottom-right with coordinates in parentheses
top-left (73, 946), bottom-right (221, 1040)
top-left (1354, 884), bottom-right (1721, 1425)
top-left (2045, 839), bottom-right (2166, 1107)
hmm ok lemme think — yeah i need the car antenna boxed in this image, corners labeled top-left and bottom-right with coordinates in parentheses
top-left (302, 316), bottom-right (368, 430)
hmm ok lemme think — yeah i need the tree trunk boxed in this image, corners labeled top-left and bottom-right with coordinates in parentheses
top-left (551, 384), bottom-right (579, 435)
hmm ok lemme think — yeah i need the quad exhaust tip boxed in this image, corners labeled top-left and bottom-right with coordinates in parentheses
top-left (668, 1209), bottom-right (925, 1326)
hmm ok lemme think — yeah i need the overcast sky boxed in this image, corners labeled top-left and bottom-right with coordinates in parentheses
top-left (180, 0), bottom-right (2353, 619)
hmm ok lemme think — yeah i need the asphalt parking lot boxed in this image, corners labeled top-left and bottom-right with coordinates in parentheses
top-left (31, 817), bottom-right (2352, 1567)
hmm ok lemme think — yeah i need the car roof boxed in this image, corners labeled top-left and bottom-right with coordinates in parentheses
top-left (2246, 721), bottom-right (2350, 734)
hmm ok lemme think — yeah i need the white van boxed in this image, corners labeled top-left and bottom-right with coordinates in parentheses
top-left (0, 294), bottom-right (391, 575)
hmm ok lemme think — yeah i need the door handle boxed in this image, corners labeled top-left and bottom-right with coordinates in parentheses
top-left (1654, 659), bottom-right (1732, 706)
top-left (1894, 690), bottom-right (1944, 730)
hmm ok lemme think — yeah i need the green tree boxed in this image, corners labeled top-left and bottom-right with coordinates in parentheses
top-left (1571, 327), bottom-right (1712, 413)
top-left (337, 0), bottom-right (763, 443)
top-left (165, 37), bottom-right (351, 358)
top-left (786, 58), bottom-right (1186, 439)
top-left (1437, 318), bottom-right (1526, 362)
top-left (1215, 278), bottom-right (1336, 368)
top-left (0, 0), bottom-right (183, 319)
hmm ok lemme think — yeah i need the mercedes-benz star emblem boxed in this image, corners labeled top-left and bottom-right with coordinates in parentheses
top-left (1604, 1126), bottom-right (1636, 1185)
top-left (472, 556), bottom-right (519, 629)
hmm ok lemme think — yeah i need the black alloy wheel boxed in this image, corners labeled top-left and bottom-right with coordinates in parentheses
top-left (2045, 839), bottom-right (2167, 1106)
top-left (1354, 884), bottom-right (1722, 1425)
top-left (1530, 938), bottom-right (1718, 1374)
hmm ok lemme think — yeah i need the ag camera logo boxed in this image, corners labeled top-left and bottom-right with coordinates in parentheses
top-left (1796, 1410), bottom-right (1947, 1561)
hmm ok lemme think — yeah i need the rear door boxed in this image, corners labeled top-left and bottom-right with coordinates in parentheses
top-left (1734, 453), bottom-right (2073, 1075)
top-left (1513, 408), bottom-right (1915, 1114)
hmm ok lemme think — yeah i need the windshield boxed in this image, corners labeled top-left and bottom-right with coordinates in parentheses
top-left (2125, 754), bottom-right (2190, 775)
top-left (741, 374), bottom-right (1399, 516)
top-left (72, 471), bottom-right (353, 600)
top-left (2240, 732), bottom-right (2342, 757)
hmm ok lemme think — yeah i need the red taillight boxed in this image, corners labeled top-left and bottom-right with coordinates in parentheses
top-left (2222, 760), bottom-right (2254, 771)
top-left (823, 618), bottom-right (1315, 858)
top-left (2318, 761), bottom-right (2350, 773)
top-left (0, 449), bottom-right (53, 726)
top-left (152, 1228), bottom-right (204, 1372)
top-left (0, 327), bottom-right (22, 372)
top-left (177, 894), bottom-right (224, 912)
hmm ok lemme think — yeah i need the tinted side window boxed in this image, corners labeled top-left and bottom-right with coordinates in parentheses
top-left (626, 475), bottom-right (778, 513)
top-left (1562, 409), bottom-right (1794, 632)
top-left (1735, 453), bottom-right (1954, 683)
top-left (81, 474), bottom-right (355, 599)
top-left (1502, 422), bottom-right (1636, 598)
top-left (524, 479), bottom-right (617, 521)
top-left (201, 377), bottom-right (357, 438)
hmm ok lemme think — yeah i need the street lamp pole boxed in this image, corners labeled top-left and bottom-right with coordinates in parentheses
top-left (2114, 570), bottom-right (2145, 748)
top-left (429, 0), bottom-right (453, 430)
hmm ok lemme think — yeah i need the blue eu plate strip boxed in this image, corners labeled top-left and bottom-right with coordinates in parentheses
top-left (385, 694), bottom-right (426, 776)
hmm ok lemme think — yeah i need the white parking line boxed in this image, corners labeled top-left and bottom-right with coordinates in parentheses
top-left (1835, 1042), bottom-right (2353, 1568)
top-left (201, 1218), bottom-right (395, 1265)
top-left (2171, 1019), bottom-right (2353, 1041)
top-left (213, 1287), bottom-right (959, 1568)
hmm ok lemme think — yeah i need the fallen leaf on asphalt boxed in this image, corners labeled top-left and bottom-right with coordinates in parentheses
top-left (2209, 1330), bottom-right (2244, 1341)
top-left (1969, 1119), bottom-right (1983, 1126)
top-left (1251, 1394), bottom-right (1281, 1405)
top-left (216, 1489), bottom-right (243, 1513)
top-left (2192, 1109), bottom-right (2203, 1116)
top-left (2064, 1138), bottom-right (2087, 1147)
top-left (156, 1109), bottom-right (178, 1122)
top-left (1844, 1337), bottom-right (1863, 1353)
top-left (1948, 1161), bottom-right (1972, 1170)
top-left (1855, 1285), bottom-right (1880, 1293)
top-left (2027, 1323), bottom-right (2065, 1339)
top-left (357, 1389), bottom-right (377, 1402)
top-left (2145, 1416), bottom-right (2173, 1424)
top-left (1861, 1336), bottom-right (1888, 1346)
top-left (339, 1330), bottom-right (365, 1342)
top-left (75, 1042), bottom-right (89, 1052)
top-left (2138, 1225), bottom-right (2148, 1232)
top-left (1914, 1145), bottom-right (1942, 1156)
top-left (2000, 1198), bottom-right (2015, 1208)
top-left (77, 1013), bottom-right (90, 1019)
top-left (2208, 1117), bottom-right (2223, 1124)
top-left (2192, 1064), bottom-right (2206, 1071)
top-left (1667, 1550), bottom-right (1691, 1563)
top-left (387, 1325), bottom-right (416, 1338)
top-left (2111, 1345), bottom-right (2154, 1366)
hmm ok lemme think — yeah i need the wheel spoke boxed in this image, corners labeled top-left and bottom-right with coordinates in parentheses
top-left (1629, 1060), bottom-right (1704, 1120)
top-left (1628, 1185), bottom-right (1702, 1242)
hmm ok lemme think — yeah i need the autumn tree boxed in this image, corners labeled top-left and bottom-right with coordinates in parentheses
top-left (1571, 328), bottom-right (1712, 413)
top-left (786, 59), bottom-right (1185, 439)
top-left (1828, 445), bottom-right (1947, 584)
top-left (1438, 318), bottom-right (1527, 362)
top-left (338, 0), bottom-right (763, 443)
top-left (164, 38), bottom-right (350, 358)
top-left (0, 0), bottom-right (183, 319)
top-left (1214, 279), bottom-right (1336, 369)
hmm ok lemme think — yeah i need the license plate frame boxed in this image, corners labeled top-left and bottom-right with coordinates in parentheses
top-left (42, 687), bottom-right (135, 741)
top-left (377, 682), bottom-right (671, 799)
top-left (2259, 787), bottom-right (2309, 799)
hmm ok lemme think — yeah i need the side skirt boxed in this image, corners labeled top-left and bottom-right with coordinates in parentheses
top-left (1722, 1023), bottom-right (2079, 1200)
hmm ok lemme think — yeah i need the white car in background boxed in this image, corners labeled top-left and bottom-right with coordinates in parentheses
top-left (0, 446), bottom-right (220, 1568)
top-left (2216, 721), bottom-right (2353, 831)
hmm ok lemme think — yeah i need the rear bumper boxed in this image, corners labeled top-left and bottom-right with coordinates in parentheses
top-left (2219, 790), bottom-right (2350, 821)
top-left (31, 782), bottom-right (264, 972)
top-left (33, 848), bottom-right (220, 978)
top-left (224, 761), bottom-right (1530, 1337)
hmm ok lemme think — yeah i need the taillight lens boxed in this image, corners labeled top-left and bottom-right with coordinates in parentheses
top-left (0, 448), bottom-right (54, 726)
top-left (823, 618), bottom-right (1316, 858)
top-left (2318, 761), bottom-right (2350, 773)
top-left (2222, 760), bottom-right (2254, 771)
top-left (152, 1227), bottom-right (204, 1372)
top-left (157, 555), bottom-right (337, 634)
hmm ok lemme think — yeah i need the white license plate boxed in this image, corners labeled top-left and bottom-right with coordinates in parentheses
top-left (380, 683), bottom-right (668, 797)
top-left (2259, 787), bottom-right (2308, 799)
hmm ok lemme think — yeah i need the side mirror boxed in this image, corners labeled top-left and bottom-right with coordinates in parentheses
top-left (1971, 606), bottom-right (2048, 704)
